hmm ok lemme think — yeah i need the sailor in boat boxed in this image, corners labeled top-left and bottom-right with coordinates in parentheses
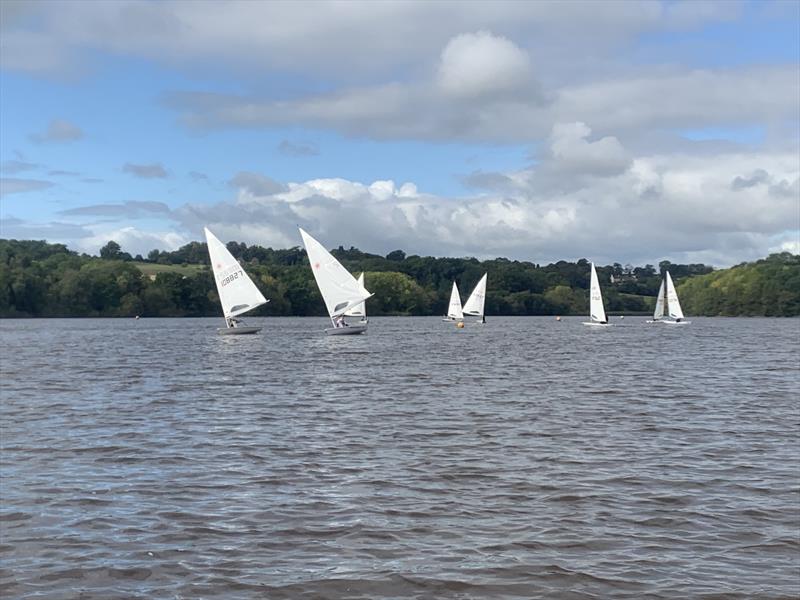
top-left (335, 315), bottom-right (348, 328)
top-left (227, 316), bottom-right (241, 328)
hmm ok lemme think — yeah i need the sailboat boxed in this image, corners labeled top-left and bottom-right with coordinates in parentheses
top-left (299, 228), bottom-right (373, 335)
top-left (582, 262), bottom-right (612, 327)
top-left (647, 271), bottom-right (691, 324)
top-left (663, 271), bottom-right (691, 325)
top-left (343, 272), bottom-right (369, 324)
top-left (462, 273), bottom-right (487, 324)
top-left (205, 227), bottom-right (269, 335)
top-left (442, 281), bottom-right (464, 321)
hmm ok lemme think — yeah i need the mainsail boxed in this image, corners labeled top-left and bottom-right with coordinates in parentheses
top-left (665, 271), bottom-right (684, 320)
top-left (589, 262), bottom-right (607, 323)
top-left (205, 227), bottom-right (267, 318)
top-left (299, 228), bottom-right (372, 319)
top-left (462, 273), bottom-right (487, 318)
top-left (447, 282), bottom-right (464, 320)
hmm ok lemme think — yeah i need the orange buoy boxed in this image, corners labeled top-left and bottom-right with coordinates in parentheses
top-left (456, 321), bottom-right (465, 328)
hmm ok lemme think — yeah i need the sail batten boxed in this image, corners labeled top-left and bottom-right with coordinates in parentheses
top-left (299, 228), bottom-right (372, 319)
top-left (463, 273), bottom-right (487, 318)
top-left (205, 227), bottom-right (267, 319)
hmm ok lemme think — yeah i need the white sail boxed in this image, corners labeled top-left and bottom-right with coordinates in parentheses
top-left (665, 271), bottom-right (684, 320)
top-left (205, 228), bottom-right (268, 319)
top-left (343, 272), bottom-right (367, 318)
top-left (462, 273), bottom-right (487, 318)
top-left (447, 281), bottom-right (464, 319)
top-left (653, 278), bottom-right (666, 320)
top-left (299, 228), bottom-right (372, 319)
top-left (589, 262), bottom-right (607, 323)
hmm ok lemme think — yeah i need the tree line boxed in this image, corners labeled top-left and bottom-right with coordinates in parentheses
top-left (0, 238), bottom-right (797, 318)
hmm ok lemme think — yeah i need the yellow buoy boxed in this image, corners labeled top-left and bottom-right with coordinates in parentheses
top-left (456, 321), bottom-right (465, 328)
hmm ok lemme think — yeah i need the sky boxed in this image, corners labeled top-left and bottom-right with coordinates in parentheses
top-left (0, 0), bottom-right (798, 267)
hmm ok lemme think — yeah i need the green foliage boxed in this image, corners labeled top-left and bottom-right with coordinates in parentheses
top-left (1, 238), bottom-right (796, 318)
top-left (678, 253), bottom-right (800, 316)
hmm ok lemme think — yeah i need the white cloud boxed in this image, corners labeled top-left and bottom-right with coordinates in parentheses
top-left (155, 144), bottom-right (798, 267)
top-left (77, 226), bottom-right (188, 257)
top-left (437, 31), bottom-right (534, 99)
top-left (548, 122), bottom-right (631, 175)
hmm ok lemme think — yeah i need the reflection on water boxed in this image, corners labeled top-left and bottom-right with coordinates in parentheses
top-left (1, 316), bottom-right (798, 599)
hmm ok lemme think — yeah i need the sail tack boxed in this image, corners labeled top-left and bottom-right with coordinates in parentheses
top-left (205, 227), bottom-right (268, 318)
top-left (462, 273), bottom-right (487, 318)
top-left (299, 228), bottom-right (372, 318)
top-left (589, 262), bottom-right (607, 323)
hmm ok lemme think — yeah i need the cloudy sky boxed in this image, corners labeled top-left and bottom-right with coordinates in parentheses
top-left (1, 0), bottom-right (798, 266)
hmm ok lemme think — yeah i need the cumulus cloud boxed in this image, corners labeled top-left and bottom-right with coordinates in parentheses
top-left (123, 162), bottom-right (168, 178)
top-left (159, 144), bottom-right (797, 267)
top-left (437, 31), bottom-right (535, 100)
top-left (548, 122), bottom-right (631, 175)
top-left (29, 119), bottom-right (83, 143)
top-left (78, 226), bottom-right (189, 257)
top-left (0, 177), bottom-right (54, 196)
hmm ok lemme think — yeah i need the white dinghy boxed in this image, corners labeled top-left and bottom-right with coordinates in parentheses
top-left (462, 273), bottom-right (487, 324)
top-left (663, 271), bottom-right (691, 325)
top-left (343, 272), bottom-right (369, 324)
top-left (442, 281), bottom-right (464, 322)
top-left (647, 271), bottom-right (690, 325)
top-left (205, 227), bottom-right (269, 335)
top-left (299, 228), bottom-right (373, 335)
top-left (582, 262), bottom-right (612, 327)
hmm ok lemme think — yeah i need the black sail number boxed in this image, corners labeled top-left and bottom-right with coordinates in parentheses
top-left (220, 270), bottom-right (244, 287)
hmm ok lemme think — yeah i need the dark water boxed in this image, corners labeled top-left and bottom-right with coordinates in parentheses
top-left (1, 316), bottom-right (798, 599)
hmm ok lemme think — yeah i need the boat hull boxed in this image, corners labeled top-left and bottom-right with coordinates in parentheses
top-left (325, 324), bottom-right (367, 336)
top-left (218, 326), bottom-right (262, 335)
top-left (662, 320), bottom-right (691, 325)
top-left (582, 321), bottom-right (613, 327)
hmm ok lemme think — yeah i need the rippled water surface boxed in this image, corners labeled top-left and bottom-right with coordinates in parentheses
top-left (1, 316), bottom-right (799, 599)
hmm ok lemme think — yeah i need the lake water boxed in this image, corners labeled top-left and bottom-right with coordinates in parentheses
top-left (1, 317), bottom-right (798, 599)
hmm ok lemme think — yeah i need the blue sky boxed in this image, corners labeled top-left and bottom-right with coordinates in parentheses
top-left (1, 0), bottom-right (798, 266)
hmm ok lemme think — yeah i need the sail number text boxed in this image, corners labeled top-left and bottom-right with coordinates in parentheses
top-left (220, 270), bottom-right (244, 287)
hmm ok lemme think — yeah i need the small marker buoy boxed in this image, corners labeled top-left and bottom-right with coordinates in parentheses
top-left (456, 321), bottom-right (465, 328)
top-left (556, 316), bottom-right (561, 321)
top-left (134, 315), bottom-right (140, 320)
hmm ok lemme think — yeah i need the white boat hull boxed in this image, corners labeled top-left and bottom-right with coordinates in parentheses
top-left (218, 326), bottom-right (262, 335)
top-left (662, 319), bottom-right (691, 325)
top-left (325, 324), bottom-right (368, 336)
top-left (582, 321), bottom-right (613, 327)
